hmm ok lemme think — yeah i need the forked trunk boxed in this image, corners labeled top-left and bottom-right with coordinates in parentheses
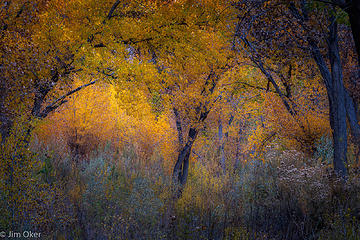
top-left (172, 128), bottom-right (198, 187)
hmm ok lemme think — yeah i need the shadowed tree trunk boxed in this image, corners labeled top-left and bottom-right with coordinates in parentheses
top-left (218, 115), bottom-right (234, 173)
top-left (286, 1), bottom-right (349, 177)
top-left (172, 107), bottom-right (213, 188)
top-left (320, 0), bottom-right (360, 166)
top-left (234, 126), bottom-right (244, 170)
top-left (345, 90), bottom-right (360, 164)
top-left (333, 0), bottom-right (360, 64)
top-left (173, 127), bottom-right (198, 186)
top-left (348, 0), bottom-right (360, 64)
top-left (310, 18), bottom-right (348, 177)
top-left (341, 0), bottom-right (360, 165)
top-left (172, 68), bottom-right (224, 190)
top-left (218, 118), bottom-right (226, 173)
top-left (0, 76), bottom-right (12, 143)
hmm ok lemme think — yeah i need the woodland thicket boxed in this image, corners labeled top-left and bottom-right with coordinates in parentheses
top-left (1, 0), bottom-right (360, 239)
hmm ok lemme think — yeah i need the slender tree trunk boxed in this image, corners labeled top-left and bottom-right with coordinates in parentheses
top-left (218, 119), bottom-right (226, 173)
top-left (345, 91), bottom-right (360, 140)
top-left (0, 75), bottom-right (13, 143)
top-left (345, 90), bottom-right (360, 164)
top-left (234, 120), bottom-right (244, 170)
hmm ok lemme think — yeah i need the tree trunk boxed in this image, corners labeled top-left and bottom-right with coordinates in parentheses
top-left (172, 127), bottom-right (198, 186)
top-left (333, 1), bottom-right (360, 164)
top-left (218, 119), bottom-right (226, 173)
top-left (329, 19), bottom-right (348, 177)
top-left (310, 18), bottom-right (348, 177)
top-left (346, 0), bottom-right (360, 64)
top-left (328, 86), bottom-right (348, 177)
top-left (171, 67), bottom-right (223, 189)
top-left (0, 74), bottom-right (13, 143)
top-left (345, 90), bottom-right (360, 164)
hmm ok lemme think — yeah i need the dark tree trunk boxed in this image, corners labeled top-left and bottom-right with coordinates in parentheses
top-left (311, 18), bottom-right (348, 177)
top-left (329, 1), bottom-right (360, 64)
top-left (218, 119), bottom-right (226, 173)
top-left (345, 91), bottom-right (360, 140)
top-left (0, 77), bottom-right (12, 143)
top-left (345, 0), bottom-right (360, 64)
top-left (173, 73), bottom-right (216, 187)
top-left (328, 83), bottom-right (348, 177)
top-left (172, 127), bottom-right (198, 186)
top-left (329, 19), bottom-right (348, 177)
top-left (342, 0), bottom-right (360, 163)
top-left (345, 90), bottom-right (360, 164)
top-left (234, 132), bottom-right (243, 170)
top-left (171, 67), bottom-right (225, 189)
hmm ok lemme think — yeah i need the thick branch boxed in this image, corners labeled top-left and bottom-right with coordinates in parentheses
top-left (37, 79), bottom-right (98, 119)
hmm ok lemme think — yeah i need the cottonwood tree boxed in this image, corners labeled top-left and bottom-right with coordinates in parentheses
top-left (98, 0), bottom-right (235, 188)
top-left (0, 0), bottom-right (103, 144)
top-left (232, 1), bottom-right (324, 155)
top-left (288, 0), bottom-right (360, 176)
top-left (232, 0), bottom-right (360, 176)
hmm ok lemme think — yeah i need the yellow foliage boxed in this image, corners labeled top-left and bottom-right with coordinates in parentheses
top-left (35, 77), bottom-right (177, 171)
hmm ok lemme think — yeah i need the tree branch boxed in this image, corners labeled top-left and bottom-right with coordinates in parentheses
top-left (107, 0), bottom-right (121, 20)
top-left (38, 79), bottom-right (98, 118)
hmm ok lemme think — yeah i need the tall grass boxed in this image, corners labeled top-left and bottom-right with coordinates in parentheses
top-left (3, 139), bottom-right (360, 239)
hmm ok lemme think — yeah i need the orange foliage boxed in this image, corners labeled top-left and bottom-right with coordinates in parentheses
top-left (34, 78), bottom-right (177, 171)
top-left (263, 79), bottom-right (331, 155)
